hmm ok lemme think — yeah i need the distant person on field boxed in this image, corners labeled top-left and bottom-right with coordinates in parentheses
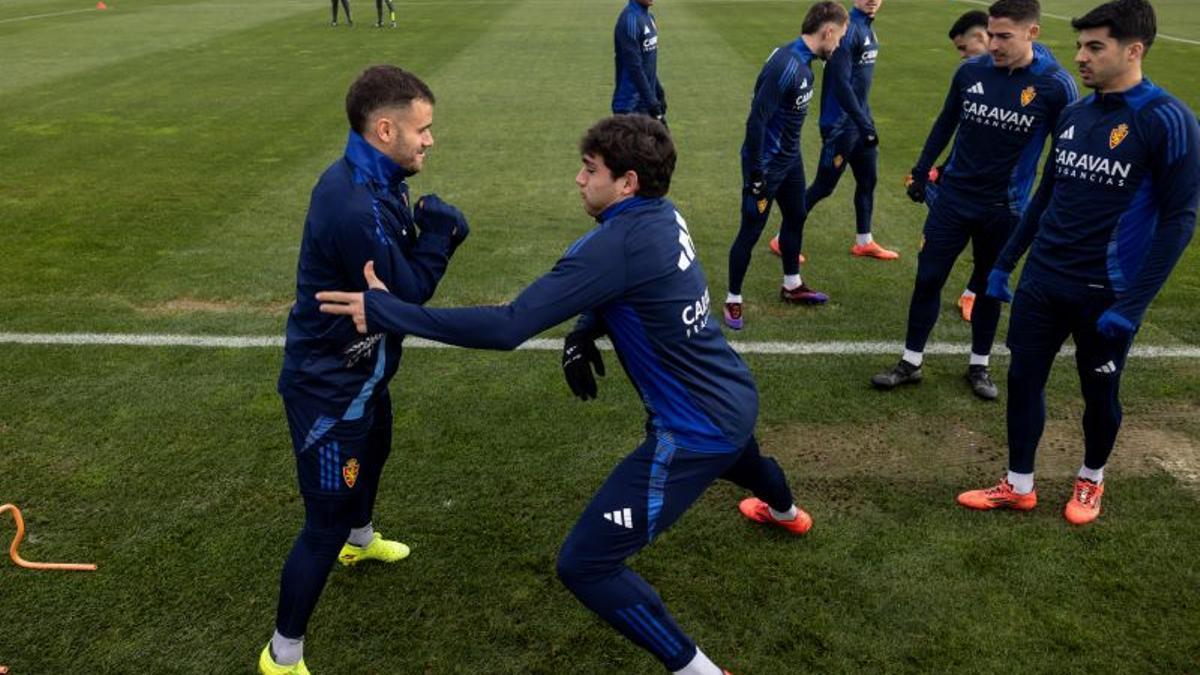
top-left (375, 0), bottom-right (396, 28)
top-left (330, 0), bottom-right (352, 26)
top-left (768, 0), bottom-right (901, 264)
top-left (958, 0), bottom-right (1199, 525)
top-left (870, 0), bottom-right (1078, 401)
top-left (261, 66), bottom-right (469, 675)
top-left (613, 0), bottom-right (667, 126)
top-left (318, 114), bottom-right (812, 675)
top-left (722, 1), bottom-right (850, 330)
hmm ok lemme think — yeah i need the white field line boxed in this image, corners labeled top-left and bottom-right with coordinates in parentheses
top-left (2, 332), bottom-right (1199, 359)
top-left (0, 7), bottom-right (95, 24)
top-left (954, 0), bottom-right (1200, 46)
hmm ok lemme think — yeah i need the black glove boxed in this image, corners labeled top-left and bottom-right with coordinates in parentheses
top-left (905, 168), bottom-right (927, 203)
top-left (414, 194), bottom-right (469, 246)
top-left (748, 170), bottom-right (766, 198)
top-left (863, 131), bottom-right (879, 148)
top-left (562, 331), bottom-right (605, 401)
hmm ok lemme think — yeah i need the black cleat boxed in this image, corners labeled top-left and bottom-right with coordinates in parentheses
top-left (967, 365), bottom-right (998, 400)
top-left (871, 359), bottom-right (923, 390)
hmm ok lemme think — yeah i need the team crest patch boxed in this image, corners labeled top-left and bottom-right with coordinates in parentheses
top-left (833, 154), bottom-right (844, 169)
top-left (757, 198), bottom-right (768, 214)
top-left (1110, 123), bottom-right (1129, 149)
top-left (1020, 86), bottom-right (1036, 107)
top-left (343, 458), bottom-right (360, 488)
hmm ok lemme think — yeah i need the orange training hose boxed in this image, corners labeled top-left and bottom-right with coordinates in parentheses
top-left (1, 504), bottom-right (97, 571)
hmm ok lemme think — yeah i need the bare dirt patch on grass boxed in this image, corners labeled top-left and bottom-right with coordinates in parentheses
top-left (135, 297), bottom-right (291, 316)
top-left (763, 405), bottom-right (1200, 495)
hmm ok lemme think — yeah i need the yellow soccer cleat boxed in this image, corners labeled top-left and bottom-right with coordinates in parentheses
top-left (338, 532), bottom-right (411, 566)
top-left (259, 644), bottom-right (311, 675)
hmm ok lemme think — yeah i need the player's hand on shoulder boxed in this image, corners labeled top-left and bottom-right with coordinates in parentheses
top-left (415, 194), bottom-right (470, 246)
top-left (562, 331), bottom-right (606, 401)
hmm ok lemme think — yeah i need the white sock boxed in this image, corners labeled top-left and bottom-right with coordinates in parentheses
top-left (961, 289), bottom-right (976, 298)
top-left (348, 522), bottom-right (374, 547)
top-left (673, 647), bottom-right (723, 675)
top-left (271, 630), bottom-right (304, 666)
top-left (855, 233), bottom-right (873, 246)
top-left (1007, 471), bottom-right (1035, 495)
top-left (969, 352), bottom-right (990, 367)
top-left (768, 504), bottom-right (798, 521)
top-left (902, 349), bottom-right (923, 367)
top-left (725, 292), bottom-right (743, 304)
top-left (783, 274), bottom-right (802, 290)
top-left (1079, 465), bottom-right (1105, 483)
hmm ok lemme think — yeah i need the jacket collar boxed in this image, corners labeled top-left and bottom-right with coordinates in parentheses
top-left (344, 130), bottom-right (408, 187)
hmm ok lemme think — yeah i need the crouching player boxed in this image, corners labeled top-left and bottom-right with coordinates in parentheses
top-left (959, 0), bottom-right (1199, 524)
top-left (319, 115), bottom-right (811, 674)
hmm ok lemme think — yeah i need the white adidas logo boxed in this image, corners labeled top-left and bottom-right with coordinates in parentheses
top-left (1094, 360), bottom-right (1117, 374)
top-left (800, 77), bottom-right (808, 88)
top-left (864, 35), bottom-right (871, 46)
top-left (644, 25), bottom-right (650, 35)
top-left (603, 508), bottom-right (634, 529)
top-left (967, 82), bottom-right (985, 95)
top-left (1060, 125), bottom-right (1076, 140)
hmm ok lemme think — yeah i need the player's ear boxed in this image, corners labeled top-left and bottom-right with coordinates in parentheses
top-left (621, 170), bottom-right (640, 196)
top-left (1028, 23), bottom-right (1040, 41)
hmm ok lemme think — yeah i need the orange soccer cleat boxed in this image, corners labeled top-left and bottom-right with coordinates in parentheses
top-left (738, 497), bottom-right (813, 535)
top-left (956, 479), bottom-right (1037, 511)
top-left (767, 235), bottom-right (806, 264)
top-left (850, 240), bottom-right (899, 260)
top-left (1063, 478), bottom-right (1104, 525)
top-left (958, 292), bottom-right (975, 322)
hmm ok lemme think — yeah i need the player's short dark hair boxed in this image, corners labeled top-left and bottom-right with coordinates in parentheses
top-left (949, 10), bottom-right (989, 39)
top-left (801, 1), bottom-right (849, 36)
top-left (1071, 0), bottom-right (1157, 54)
top-left (579, 115), bottom-right (676, 199)
top-left (345, 65), bottom-right (435, 134)
top-left (988, 0), bottom-right (1041, 24)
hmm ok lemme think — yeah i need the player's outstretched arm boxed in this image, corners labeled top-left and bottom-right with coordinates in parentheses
top-left (320, 229), bottom-right (628, 350)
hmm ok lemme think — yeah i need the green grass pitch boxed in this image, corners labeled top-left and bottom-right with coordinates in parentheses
top-left (1, 0), bottom-right (1198, 672)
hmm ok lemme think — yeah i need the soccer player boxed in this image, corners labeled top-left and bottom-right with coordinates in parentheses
top-left (950, 9), bottom-right (990, 59)
top-left (959, 0), bottom-right (1199, 524)
top-left (870, 0), bottom-right (1078, 400)
top-left (374, 0), bottom-right (396, 28)
top-left (768, 0), bottom-right (899, 263)
top-left (612, 0), bottom-right (667, 124)
top-left (329, 0), bottom-right (352, 26)
top-left (261, 66), bottom-right (469, 675)
top-left (723, 1), bottom-right (850, 330)
top-left (947, 9), bottom-right (991, 322)
top-left (318, 114), bottom-right (812, 675)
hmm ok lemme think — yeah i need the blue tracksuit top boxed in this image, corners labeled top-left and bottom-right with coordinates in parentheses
top-left (818, 7), bottom-right (877, 137)
top-left (278, 131), bottom-right (457, 417)
top-left (363, 196), bottom-right (759, 453)
top-left (914, 47), bottom-right (1078, 212)
top-left (997, 79), bottom-right (1199, 325)
top-left (612, 0), bottom-right (663, 113)
top-left (742, 38), bottom-right (817, 173)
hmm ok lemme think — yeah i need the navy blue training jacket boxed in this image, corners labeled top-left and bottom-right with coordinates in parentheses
top-left (363, 197), bottom-right (760, 453)
top-left (997, 79), bottom-right (1199, 325)
top-left (278, 131), bottom-right (458, 418)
